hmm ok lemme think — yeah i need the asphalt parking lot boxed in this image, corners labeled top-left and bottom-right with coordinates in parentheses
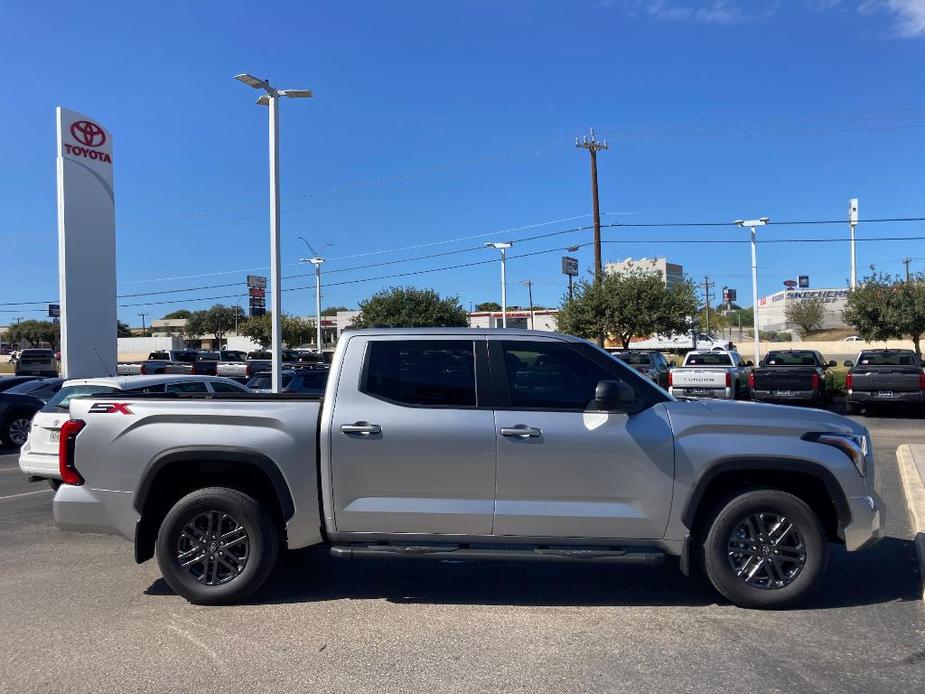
top-left (0, 412), bottom-right (923, 693)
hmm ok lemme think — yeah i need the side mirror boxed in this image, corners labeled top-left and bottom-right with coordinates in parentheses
top-left (844, 360), bottom-right (854, 368)
top-left (594, 379), bottom-right (636, 411)
top-left (827, 360), bottom-right (837, 368)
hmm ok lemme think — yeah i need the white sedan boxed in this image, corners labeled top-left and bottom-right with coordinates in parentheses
top-left (19, 375), bottom-right (250, 486)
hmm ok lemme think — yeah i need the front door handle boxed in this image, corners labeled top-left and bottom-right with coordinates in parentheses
top-left (341, 422), bottom-right (382, 435)
top-left (500, 426), bottom-right (542, 438)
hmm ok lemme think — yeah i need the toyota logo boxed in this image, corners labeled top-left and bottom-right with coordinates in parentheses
top-left (70, 120), bottom-right (106, 148)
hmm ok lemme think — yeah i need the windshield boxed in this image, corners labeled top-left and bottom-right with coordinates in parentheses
top-left (41, 385), bottom-right (119, 412)
top-left (857, 351), bottom-right (919, 366)
top-left (614, 352), bottom-right (652, 366)
top-left (764, 352), bottom-right (818, 366)
top-left (685, 353), bottom-right (733, 366)
top-left (6, 380), bottom-right (47, 395)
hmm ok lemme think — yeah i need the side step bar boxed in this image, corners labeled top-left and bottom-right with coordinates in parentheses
top-left (330, 543), bottom-right (665, 565)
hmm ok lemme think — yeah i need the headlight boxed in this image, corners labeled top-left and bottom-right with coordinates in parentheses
top-left (802, 432), bottom-right (867, 476)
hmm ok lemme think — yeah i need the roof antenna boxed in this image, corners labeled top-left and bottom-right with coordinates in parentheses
top-left (93, 347), bottom-right (115, 377)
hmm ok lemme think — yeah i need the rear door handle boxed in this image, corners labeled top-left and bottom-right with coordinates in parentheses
top-left (500, 426), bottom-right (542, 438)
top-left (340, 422), bottom-right (382, 435)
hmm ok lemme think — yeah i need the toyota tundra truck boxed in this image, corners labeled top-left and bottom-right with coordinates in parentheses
top-left (668, 350), bottom-right (752, 399)
top-left (52, 329), bottom-right (880, 609)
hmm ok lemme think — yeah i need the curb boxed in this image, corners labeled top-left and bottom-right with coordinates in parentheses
top-left (896, 444), bottom-right (925, 608)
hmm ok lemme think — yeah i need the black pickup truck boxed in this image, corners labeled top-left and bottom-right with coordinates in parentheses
top-left (845, 349), bottom-right (924, 415)
top-left (749, 350), bottom-right (836, 406)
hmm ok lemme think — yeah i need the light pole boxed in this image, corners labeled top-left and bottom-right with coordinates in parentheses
top-left (849, 198), bottom-right (859, 289)
top-left (735, 217), bottom-right (769, 363)
top-left (138, 312), bottom-right (148, 337)
top-left (520, 279), bottom-right (535, 329)
top-left (235, 292), bottom-right (247, 335)
top-left (298, 237), bottom-right (331, 353)
top-left (235, 73), bottom-right (313, 393)
top-left (485, 242), bottom-right (512, 328)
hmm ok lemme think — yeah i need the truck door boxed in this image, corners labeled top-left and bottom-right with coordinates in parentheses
top-left (490, 338), bottom-right (675, 540)
top-left (329, 336), bottom-right (496, 536)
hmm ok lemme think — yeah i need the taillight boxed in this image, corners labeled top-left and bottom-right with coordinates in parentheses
top-left (748, 372), bottom-right (755, 390)
top-left (811, 373), bottom-right (820, 390)
top-left (725, 372), bottom-right (732, 388)
top-left (667, 371), bottom-right (673, 387)
top-left (58, 419), bottom-right (86, 486)
top-left (245, 364), bottom-right (252, 378)
top-left (845, 373), bottom-right (853, 391)
top-left (140, 363), bottom-right (148, 375)
top-left (919, 372), bottom-right (925, 390)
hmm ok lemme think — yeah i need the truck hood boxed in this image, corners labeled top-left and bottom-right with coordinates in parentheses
top-left (666, 398), bottom-right (867, 439)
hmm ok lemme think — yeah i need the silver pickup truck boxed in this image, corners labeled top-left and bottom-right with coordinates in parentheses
top-left (53, 329), bottom-right (881, 609)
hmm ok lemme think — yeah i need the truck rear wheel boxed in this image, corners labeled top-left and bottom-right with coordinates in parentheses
top-left (702, 489), bottom-right (827, 609)
top-left (156, 487), bottom-right (279, 605)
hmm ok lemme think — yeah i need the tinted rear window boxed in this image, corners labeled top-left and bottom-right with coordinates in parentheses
top-left (764, 352), bottom-right (818, 366)
top-left (685, 353), bottom-right (733, 366)
top-left (614, 352), bottom-right (652, 366)
top-left (362, 340), bottom-right (476, 407)
top-left (857, 351), bottom-right (918, 366)
top-left (42, 385), bottom-right (119, 412)
top-left (245, 374), bottom-right (293, 390)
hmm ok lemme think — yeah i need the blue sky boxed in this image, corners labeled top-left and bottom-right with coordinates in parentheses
top-left (1, 0), bottom-right (924, 325)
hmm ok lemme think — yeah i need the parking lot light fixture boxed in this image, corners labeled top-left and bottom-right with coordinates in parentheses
top-left (734, 217), bottom-right (770, 362)
top-left (235, 72), bottom-right (313, 393)
top-left (485, 242), bottom-right (513, 328)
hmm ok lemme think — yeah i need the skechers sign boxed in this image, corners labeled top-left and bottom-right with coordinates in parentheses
top-left (63, 119), bottom-right (112, 163)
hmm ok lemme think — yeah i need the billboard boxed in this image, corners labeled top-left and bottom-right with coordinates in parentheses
top-left (798, 275), bottom-right (809, 288)
top-left (56, 108), bottom-right (116, 378)
top-left (561, 257), bottom-right (579, 276)
top-left (47, 303), bottom-right (60, 318)
top-left (248, 275), bottom-right (267, 316)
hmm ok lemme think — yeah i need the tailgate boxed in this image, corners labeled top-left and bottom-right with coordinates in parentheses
top-left (753, 368), bottom-right (814, 391)
top-left (672, 368), bottom-right (728, 388)
top-left (853, 370), bottom-right (921, 392)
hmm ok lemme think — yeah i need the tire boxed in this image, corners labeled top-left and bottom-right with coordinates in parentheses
top-left (846, 402), bottom-right (861, 416)
top-left (47, 479), bottom-right (62, 491)
top-left (702, 489), bottom-right (828, 609)
top-left (156, 487), bottom-right (279, 605)
top-left (2, 413), bottom-right (33, 447)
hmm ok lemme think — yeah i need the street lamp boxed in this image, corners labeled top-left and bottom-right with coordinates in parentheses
top-left (298, 237), bottom-right (332, 354)
top-left (734, 217), bottom-right (769, 363)
top-left (485, 242), bottom-right (512, 328)
top-left (235, 73), bottom-right (313, 393)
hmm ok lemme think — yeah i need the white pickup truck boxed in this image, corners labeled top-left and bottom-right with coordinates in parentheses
top-left (668, 350), bottom-right (752, 400)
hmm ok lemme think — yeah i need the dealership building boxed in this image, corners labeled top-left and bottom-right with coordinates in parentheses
top-left (605, 257), bottom-right (685, 287)
top-left (756, 288), bottom-right (850, 331)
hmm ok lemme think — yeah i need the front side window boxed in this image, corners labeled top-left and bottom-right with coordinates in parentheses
top-left (362, 340), bottom-right (476, 407)
top-left (500, 341), bottom-right (612, 410)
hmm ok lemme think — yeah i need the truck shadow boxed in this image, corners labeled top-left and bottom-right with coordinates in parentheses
top-left (146, 535), bottom-right (918, 609)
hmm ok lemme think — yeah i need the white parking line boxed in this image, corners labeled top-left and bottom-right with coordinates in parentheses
top-left (0, 466), bottom-right (23, 473)
top-left (0, 489), bottom-right (53, 501)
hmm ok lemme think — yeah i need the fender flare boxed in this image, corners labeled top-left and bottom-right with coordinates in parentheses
top-left (680, 456), bottom-right (851, 530)
top-left (134, 447), bottom-right (295, 520)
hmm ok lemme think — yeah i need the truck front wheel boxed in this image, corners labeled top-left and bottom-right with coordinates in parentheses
top-left (156, 487), bottom-right (279, 605)
top-left (702, 489), bottom-right (828, 609)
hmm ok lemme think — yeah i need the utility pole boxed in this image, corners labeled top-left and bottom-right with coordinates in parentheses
top-left (576, 128), bottom-right (608, 280)
top-left (138, 312), bottom-right (148, 337)
top-left (702, 276), bottom-right (715, 336)
top-left (520, 280), bottom-right (535, 329)
top-left (903, 257), bottom-right (912, 282)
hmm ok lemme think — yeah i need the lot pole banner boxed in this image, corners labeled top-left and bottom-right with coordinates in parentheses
top-left (56, 107), bottom-right (116, 378)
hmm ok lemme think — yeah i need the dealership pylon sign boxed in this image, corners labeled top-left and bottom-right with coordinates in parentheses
top-left (56, 107), bottom-right (116, 378)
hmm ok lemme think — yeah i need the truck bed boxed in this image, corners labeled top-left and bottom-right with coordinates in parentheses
top-left (62, 393), bottom-right (325, 550)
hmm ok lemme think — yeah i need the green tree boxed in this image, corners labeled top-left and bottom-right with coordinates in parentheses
top-left (321, 306), bottom-right (350, 317)
top-left (185, 305), bottom-right (242, 345)
top-left (352, 287), bottom-right (469, 328)
top-left (844, 273), bottom-right (925, 356)
top-left (785, 297), bottom-right (826, 334)
top-left (6, 320), bottom-right (60, 349)
top-left (557, 270), bottom-right (699, 349)
top-left (475, 301), bottom-right (502, 312)
top-left (162, 309), bottom-right (192, 320)
top-left (240, 313), bottom-right (316, 348)
top-left (117, 321), bottom-right (133, 337)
